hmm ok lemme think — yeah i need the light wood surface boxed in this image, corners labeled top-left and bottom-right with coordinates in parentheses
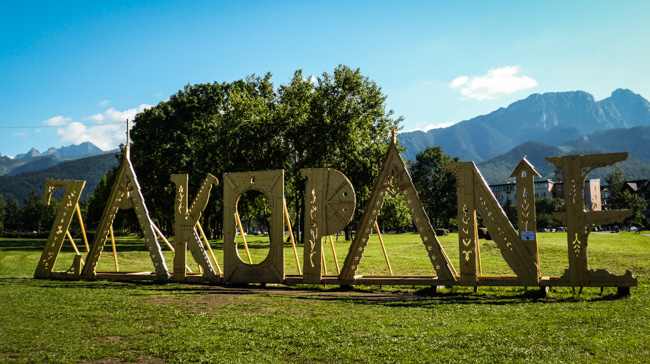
top-left (222, 170), bottom-right (285, 283)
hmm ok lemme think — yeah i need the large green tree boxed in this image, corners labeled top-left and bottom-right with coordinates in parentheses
top-left (21, 191), bottom-right (46, 232)
top-left (377, 194), bottom-right (411, 231)
top-left (0, 195), bottom-right (5, 231)
top-left (409, 147), bottom-right (459, 227)
top-left (128, 65), bottom-right (400, 240)
top-left (535, 197), bottom-right (565, 230)
top-left (605, 166), bottom-right (647, 226)
top-left (4, 195), bottom-right (20, 231)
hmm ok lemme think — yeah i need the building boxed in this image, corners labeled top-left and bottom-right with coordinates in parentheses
top-left (490, 179), bottom-right (602, 211)
top-left (490, 180), bottom-right (555, 206)
top-left (621, 179), bottom-right (650, 201)
top-left (606, 178), bottom-right (650, 217)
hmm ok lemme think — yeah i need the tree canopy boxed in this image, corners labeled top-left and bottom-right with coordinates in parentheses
top-left (130, 65), bottom-right (401, 239)
top-left (408, 146), bottom-right (459, 227)
top-left (604, 166), bottom-right (647, 226)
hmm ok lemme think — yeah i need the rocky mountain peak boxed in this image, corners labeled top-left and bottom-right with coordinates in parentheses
top-left (15, 148), bottom-right (42, 159)
top-left (398, 89), bottom-right (650, 163)
top-left (13, 142), bottom-right (104, 160)
top-left (599, 88), bottom-right (650, 128)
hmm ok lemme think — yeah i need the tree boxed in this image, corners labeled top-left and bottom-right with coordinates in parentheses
top-left (503, 197), bottom-right (517, 228)
top-left (0, 195), bottom-right (5, 231)
top-left (236, 190), bottom-right (271, 234)
top-left (130, 74), bottom-right (286, 237)
top-left (535, 197), bottom-right (565, 230)
top-left (4, 195), bottom-right (20, 231)
top-left (409, 147), bottom-right (459, 227)
top-left (293, 66), bottom-right (400, 240)
top-left (86, 162), bottom-right (140, 234)
top-left (378, 194), bottom-right (411, 231)
top-left (42, 198), bottom-right (60, 234)
top-left (129, 66), bottom-right (400, 241)
top-left (21, 191), bottom-right (46, 232)
top-left (604, 166), bottom-right (647, 226)
top-left (86, 165), bottom-right (118, 230)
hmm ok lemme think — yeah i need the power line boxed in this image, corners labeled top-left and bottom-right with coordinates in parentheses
top-left (0, 121), bottom-right (127, 129)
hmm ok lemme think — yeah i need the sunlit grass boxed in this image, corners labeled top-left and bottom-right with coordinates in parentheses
top-left (1, 232), bottom-right (649, 363)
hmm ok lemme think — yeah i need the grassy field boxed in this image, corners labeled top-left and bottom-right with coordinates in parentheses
top-left (1, 232), bottom-right (649, 363)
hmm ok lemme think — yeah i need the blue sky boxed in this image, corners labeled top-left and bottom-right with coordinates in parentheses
top-left (1, 1), bottom-right (649, 157)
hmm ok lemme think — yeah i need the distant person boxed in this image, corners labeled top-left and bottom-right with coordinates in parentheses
top-left (635, 225), bottom-right (645, 235)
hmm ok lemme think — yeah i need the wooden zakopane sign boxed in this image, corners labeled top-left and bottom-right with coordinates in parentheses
top-left (34, 179), bottom-right (86, 278)
top-left (444, 161), bottom-right (539, 285)
top-left (546, 153), bottom-right (635, 287)
top-left (301, 168), bottom-right (356, 283)
top-left (222, 170), bottom-right (285, 283)
top-left (35, 128), bottom-right (638, 292)
top-left (340, 133), bottom-right (456, 284)
top-left (171, 173), bottom-right (220, 282)
top-left (81, 142), bottom-right (170, 280)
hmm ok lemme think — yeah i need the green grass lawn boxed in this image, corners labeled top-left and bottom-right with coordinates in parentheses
top-left (1, 232), bottom-right (649, 363)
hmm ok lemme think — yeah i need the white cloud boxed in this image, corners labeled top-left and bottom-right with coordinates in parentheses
top-left (43, 104), bottom-right (152, 151)
top-left (85, 113), bottom-right (105, 121)
top-left (99, 100), bottom-right (111, 107)
top-left (449, 65), bottom-right (537, 100)
top-left (449, 76), bottom-right (468, 89)
top-left (43, 116), bottom-right (72, 126)
top-left (429, 121), bottom-right (457, 130)
top-left (404, 121), bottom-right (458, 132)
top-left (13, 130), bottom-right (28, 136)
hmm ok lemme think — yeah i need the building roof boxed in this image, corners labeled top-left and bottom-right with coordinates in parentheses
top-left (623, 179), bottom-right (650, 193)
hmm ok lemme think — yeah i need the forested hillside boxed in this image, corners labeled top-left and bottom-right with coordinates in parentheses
top-left (476, 140), bottom-right (650, 184)
top-left (0, 153), bottom-right (119, 205)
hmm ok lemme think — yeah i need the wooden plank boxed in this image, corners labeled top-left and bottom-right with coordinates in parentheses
top-left (222, 170), bottom-right (285, 283)
top-left (341, 132), bottom-right (457, 283)
top-left (445, 162), bottom-right (539, 286)
top-left (447, 162), bottom-right (478, 285)
top-left (546, 153), bottom-right (632, 287)
top-left (512, 157), bottom-right (540, 274)
top-left (35, 179), bottom-right (86, 278)
top-left (82, 144), bottom-right (170, 280)
top-left (301, 168), bottom-right (355, 283)
top-left (171, 173), bottom-right (220, 283)
top-left (284, 200), bottom-right (301, 274)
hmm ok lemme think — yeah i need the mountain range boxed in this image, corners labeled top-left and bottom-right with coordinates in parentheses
top-left (0, 142), bottom-right (110, 176)
top-left (14, 142), bottom-right (104, 159)
top-left (398, 89), bottom-right (650, 183)
top-left (0, 153), bottom-right (120, 204)
top-left (2, 88), bottom-right (650, 203)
